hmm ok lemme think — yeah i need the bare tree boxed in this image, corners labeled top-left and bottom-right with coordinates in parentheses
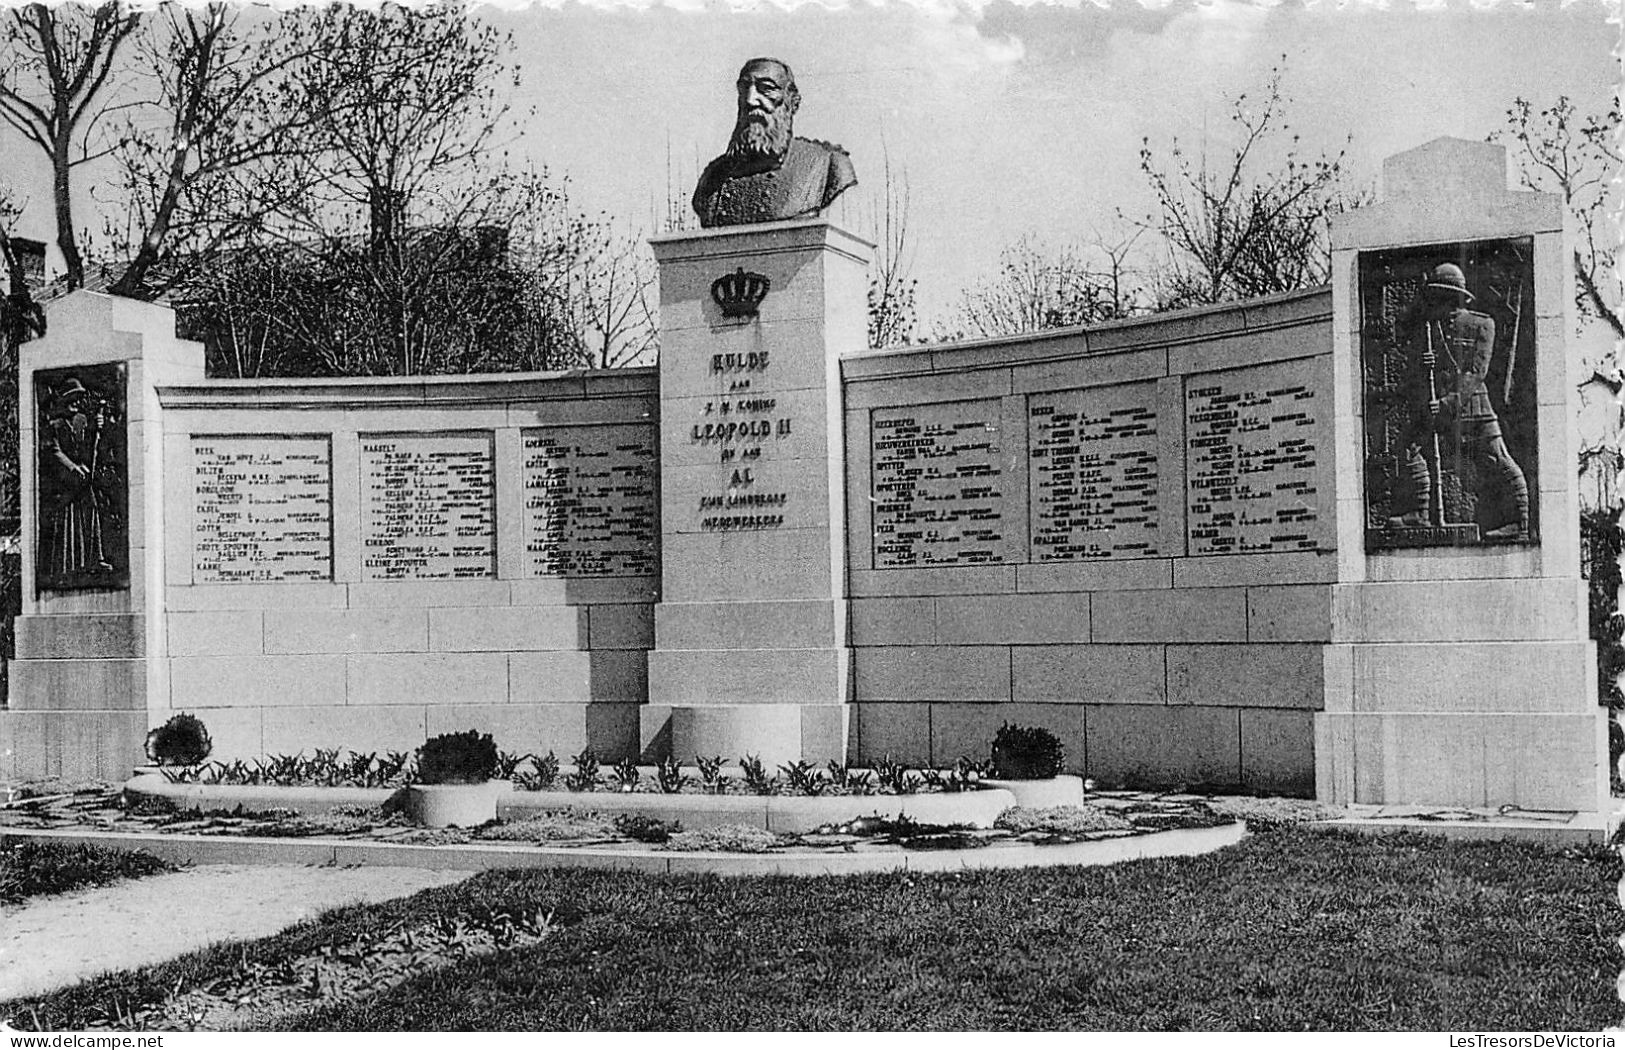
top-left (567, 232), bottom-right (658, 369)
top-left (1138, 63), bottom-right (1355, 309)
top-left (864, 147), bottom-right (918, 350)
top-left (239, 2), bottom-right (532, 375)
top-left (106, 4), bottom-right (326, 298)
top-left (0, 2), bottom-right (141, 290)
top-left (277, 3), bottom-right (518, 248)
top-left (181, 169), bottom-right (655, 378)
top-left (1495, 95), bottom-right (1622, 340)
top-left (942, 229), bottom-right (1146, 340)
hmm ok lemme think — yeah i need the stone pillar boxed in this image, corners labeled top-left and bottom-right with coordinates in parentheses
top-left (1320, 138), bottom-right (1609, 814)
top-left (0, 292), bottom-right (204, 781)
top-left (645, 220), bottom-right (872, 765)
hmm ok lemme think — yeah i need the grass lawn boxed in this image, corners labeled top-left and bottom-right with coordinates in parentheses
top-left (3, 824), bottom-right (1618, 1031)
top-left (0, 841), bottom-right (175, 906)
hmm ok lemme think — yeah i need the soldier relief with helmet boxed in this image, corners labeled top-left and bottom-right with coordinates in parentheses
top-left (1385, 261), bottom-right (1530, 542)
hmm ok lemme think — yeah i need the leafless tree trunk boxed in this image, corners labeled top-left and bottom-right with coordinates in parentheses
top-left (0, 2), bottom-right (141, 291)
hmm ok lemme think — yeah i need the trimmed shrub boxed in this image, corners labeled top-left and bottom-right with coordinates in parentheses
top-left (416, 730), bottom-right (499, 786)
top-left (145, 713), bottom-right (213, 767)
top-left (990, 722), bottom-right (1065, 779)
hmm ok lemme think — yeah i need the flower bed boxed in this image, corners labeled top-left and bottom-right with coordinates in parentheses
top-left (152, 749), bottom-right (995, 799)
top-left (94, 789), bottom-right (1237, 852)
top-left (123, 770), bottom-right (1018, 834)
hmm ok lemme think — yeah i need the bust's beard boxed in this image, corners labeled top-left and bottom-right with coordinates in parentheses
top-left (727, 108), bottom-right (793, 161)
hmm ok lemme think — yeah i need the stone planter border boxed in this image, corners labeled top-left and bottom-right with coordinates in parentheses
top-left (124, 774), bottom-right (1018, 834)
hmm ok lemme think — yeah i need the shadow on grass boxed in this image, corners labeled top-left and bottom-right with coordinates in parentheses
top-left (3, 825), bottom-right (1618, 1031)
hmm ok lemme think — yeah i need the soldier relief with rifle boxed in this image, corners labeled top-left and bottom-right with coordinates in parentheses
top-left (36, 368), bottom-right (125, 587)
top-left (1386, 261), bottom-right (1531, 543)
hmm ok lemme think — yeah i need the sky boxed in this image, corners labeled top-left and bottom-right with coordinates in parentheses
top-left (2, 0), bottom-right (1620, 325)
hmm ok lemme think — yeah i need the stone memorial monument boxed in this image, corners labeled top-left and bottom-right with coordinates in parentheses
top-left (0, 113), bottom-right (1605, 833)
top-left (638, 58), bottom-right (869, 764)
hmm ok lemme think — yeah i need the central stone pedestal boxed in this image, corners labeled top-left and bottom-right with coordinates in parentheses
top-left (644, 220), bottom-right (871, 765)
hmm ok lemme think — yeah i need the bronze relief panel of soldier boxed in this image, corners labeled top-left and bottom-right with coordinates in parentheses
top-left (34, 363), bottom-right (129, 591)
top-left (1359, 239), bottom-right (1538, 550)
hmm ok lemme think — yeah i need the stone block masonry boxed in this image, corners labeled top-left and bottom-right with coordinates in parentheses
top-left (842, 287), bottom-right (1338, 796)
top-left (4, 327), bottom-right (660, 776)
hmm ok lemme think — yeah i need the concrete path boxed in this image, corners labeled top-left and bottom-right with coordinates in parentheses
top-left (0, 864), bottom-right (469, 1002)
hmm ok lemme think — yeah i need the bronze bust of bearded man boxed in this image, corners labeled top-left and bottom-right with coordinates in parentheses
top-left (693, 58), bottom-right (857, 228)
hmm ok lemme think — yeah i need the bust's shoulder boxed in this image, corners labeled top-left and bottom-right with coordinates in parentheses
top-left (794, 137), bottom-right (856, 189)
top-left (696, 153), bottom-right (732, 184)
top-left (1453, 308), bottom-right (1494, 328)
top-left (795, 136), bottom-right (850, 158)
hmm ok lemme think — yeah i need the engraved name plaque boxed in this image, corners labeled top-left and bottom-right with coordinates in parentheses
top-left (361, 434), bottom-right (495, 580)
top-left (1029, 384), bottom-right (1160, 561)
top-left (192, 436), bottom-right (332, 582)
top-left (871, 401), bottom-right (1005, 568)
top-left (523, 425), bottom-right (658, 578)
top-left (1186, 361), bottom-right (1323, 555)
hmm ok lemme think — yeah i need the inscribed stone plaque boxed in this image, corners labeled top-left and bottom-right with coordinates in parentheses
top-left (1186, 360), bottom-right (1323, 555)
top-left (522, 425), bottom-right (658, 578)
top-left (680, 353), bottom-right (800, 534)
top-left (1358, 238), bottom-right (1538, 550)
top-left (871, 401), bottom-right (1004, 568)
top-left (361, 434), bottom-right (495, 580)
top-left (1029, 383), bottom-right (1160, 561)
top-left (192, 436), bottom-right (332, 583)
top-left (34, 363), bottom-right (128, 591)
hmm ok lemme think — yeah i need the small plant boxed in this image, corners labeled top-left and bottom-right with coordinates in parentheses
top-left (379, 750), bottom-right (415, 786)
top-left (145, 713), bottom-right (213, 767)
top-left (991, 722), bottom-right (1065, 779)
top-left (936, 755), bottom-right (992, 793)
top-left (696, 755), bottom-right (727, 793)
top-left (565, 748), bottom-right (600, 792)
top-left (611, 757), bottom-right (641, 792)
top-left (828, 760), bottom-right (876, 795)
top-left (739, 754), bottom-right (776, 795)
top-left (308, 747), bottom-right (343, 786)
top-left (264, 752), bottom-right (301, 785)
top-left (874, 756), bottom-right (915, 794)
top-left (655, 756), bottom-right (689, 794)
top-left (613, 813), bottom-right (682, 843)
top-left (344, 751), bottom-right (377, 785)
top-left (514, 752), bottom-right (560, 791)
top-left (496, 750), bottom-right (534, 781)
top-left (780, 760), bottom-right (828, 796)
top-left (416, 730), bottom-right (500, 786)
